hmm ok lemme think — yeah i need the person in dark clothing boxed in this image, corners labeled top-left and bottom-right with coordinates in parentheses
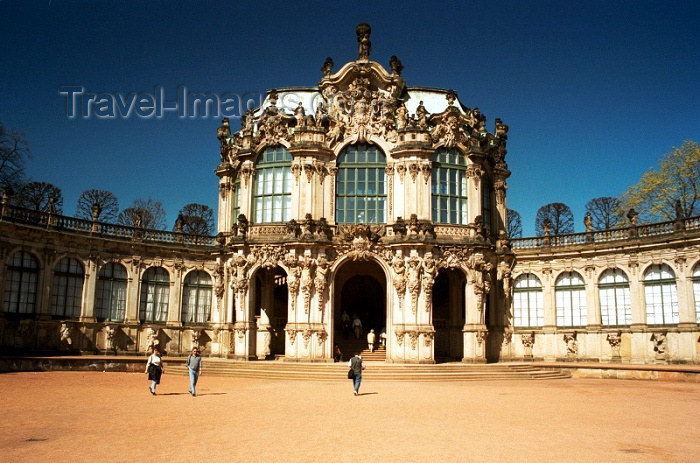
top-left (348, 352), bottom-right (365, 395)
top-left (333, 344), bottom-right (343, 363)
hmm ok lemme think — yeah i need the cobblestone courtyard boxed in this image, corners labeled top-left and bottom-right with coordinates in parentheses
top-left (1, 371), bottom-right (699, 462)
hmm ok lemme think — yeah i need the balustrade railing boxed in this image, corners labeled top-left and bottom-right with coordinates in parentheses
top-left (511, 217), bottom-right (699, 250)
top-left (0, 204), bottom-right (216, 248)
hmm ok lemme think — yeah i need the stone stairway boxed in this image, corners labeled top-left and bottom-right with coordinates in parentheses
top-left (167, 359), bottom-right (571, 381)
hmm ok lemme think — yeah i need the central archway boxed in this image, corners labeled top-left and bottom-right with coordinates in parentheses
top-left (333, 259), bottom-right (387, 360)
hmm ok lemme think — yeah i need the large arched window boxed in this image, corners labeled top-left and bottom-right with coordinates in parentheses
top-left (335, 144), bottom-right (386, 224)
top-left (431, 148), bottom-right (467, 224)
top-left (3, 250), bottom-right (39, 315)
top-left (513, 273), bottom-right (544, 328)
top-left (253, 145), bottom-right (292, 223)
top-left (693, 264), bottom-right (700, 323)
top-left (555, 271), bottom-right (587, 327)
top-left (644, 264), bottom-right (678, 325)
top-left (599, 269), bottom-right (631, 326)
top-left (95, 263), bottom-right (127, 322)
top-left (51, 257), bottom-right (84, 319)
top-left (181, 270), bottom-right (213, 324)
top-left (139, 267), bottom-right (170, 323)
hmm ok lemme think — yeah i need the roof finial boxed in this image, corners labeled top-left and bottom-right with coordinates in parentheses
top-left (356, 23), bottom-right (371, 60)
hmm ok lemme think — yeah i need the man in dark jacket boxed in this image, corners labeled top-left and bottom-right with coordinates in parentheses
top-left (348, 352), bottom-right (365, 396)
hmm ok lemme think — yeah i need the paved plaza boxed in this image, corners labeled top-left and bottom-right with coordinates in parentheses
top-left (1, 371), bottom-right (699, 462)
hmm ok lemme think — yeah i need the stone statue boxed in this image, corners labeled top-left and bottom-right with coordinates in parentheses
top-left (627, 208), bottom-right (638, 225)
top-left (236, 214), bottom-right (249, 239)
top-left (60, 323), bottom-right (72, 346)
top-left (389, 55), bottom-right (403, 75)
top-left (584, 212), bottom-right (593, 232)
top-left (415, 101), bottom-right (428, 129)
top-left (294, 102), bottom-right (306, 128)
top-left (321, 57), bottom-right (334, 77)
top-left (314, 101), bottom-right (325, 128)
top-left (396, 103), bottom-right (408, 130)
top-left (356, 23), bottom-right (371, 60)
top-left (393, 216), bottom-right (407, 237)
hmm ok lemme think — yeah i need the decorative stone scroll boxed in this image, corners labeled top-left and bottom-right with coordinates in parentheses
top-left (606, 331), bottom-right (622, 361)
top-left (521, 332), bottom-right (535, 359)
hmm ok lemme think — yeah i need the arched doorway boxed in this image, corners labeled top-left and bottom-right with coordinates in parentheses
top-left (433, 268), bottom-right (465, 361)
top-left (252, 266), bottom-right (288, 359)
top-left (334, 260), bottom-right (387, 360)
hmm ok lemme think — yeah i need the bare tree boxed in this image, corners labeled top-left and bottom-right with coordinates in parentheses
top-left (75, 189), bottom-right (119, 222)
top-left (535, 202), bottom-right (574, 236)
top-left (507, 208), bottom-right (522, 238)
top-left (175, 203), bottom-right (214, 236)
top-left (585, 197), bottom-right (623, 230)
top-left (0, 122), bottom-right (30, 192)
top-left (117, 198), bottom-right (166, 230)
top-left (14, 181), bottom-right (63, 213)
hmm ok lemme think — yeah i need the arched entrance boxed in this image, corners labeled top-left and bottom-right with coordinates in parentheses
top-left (252, 266), bottom-right (288, 359)
top-left (433, 268), bottom-right (465, 361)
top-left (334, 260), bottom-right (387, 360)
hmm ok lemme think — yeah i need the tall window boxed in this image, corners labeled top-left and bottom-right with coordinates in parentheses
top-left (139, 267), bottom-right (170, 323)
top-left (599, 269), bottom-right (631, 326)
top-left (253, 145), bottom-right (292, 223)
top-left (693, 265), bottom-right (700, 323)
top-left (555, 271), bottom-right (587, 327)
top-left (481, 176), bottom-right (493, 232)
top-left (51, 257), bottom-right (84, 319)
top-left (95, 263), bottom-right (127, 322)
top-left (181, 271), bottom-right (213, 324)
top-left (232, 174), bottom-right (241, 221)
top-left (3, 250), bottom-right (39, 315)
top-left (644, 264), bottom-right (679, 325)
top-left (431, 148), bottom-right (468, 224)
top-left (513, 274), bottom-right (544, 327)
top-left (335, 144), bottom-right (386, 224)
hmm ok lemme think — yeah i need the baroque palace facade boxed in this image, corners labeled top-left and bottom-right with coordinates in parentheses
top-left (1, 25), bottom-right (699, 364)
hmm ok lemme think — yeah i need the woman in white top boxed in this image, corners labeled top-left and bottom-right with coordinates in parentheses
top-left (145, 346), bottom-right (164, 395)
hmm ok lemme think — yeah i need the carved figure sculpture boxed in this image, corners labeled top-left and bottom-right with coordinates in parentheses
top-left (407, 255), bottom-right (422, 313)
top-left (389, 55), bottom-right (403, 75)
top-left (321, 57), bottom-right (334, 77)
top-left (314, 254), bottom-right (329, 308)
top-left (60, 323), bottom-right (72, 346)
top-left (392, 253), bottom-right (407, 309)
top-left (299, 256), bottom-right (315, 314)
top-left (294, 102), bottom-right (306, 128)
top-left (396, 103), bottom-right (408, 130)
top-left (356, 23), bottom-right (371, 60)
top-left (421, 252), bottom-right (436, 311)
top-left (415, 101), bottom-right (428, 129)
top-left (146, 327), bottom-right (160, 353)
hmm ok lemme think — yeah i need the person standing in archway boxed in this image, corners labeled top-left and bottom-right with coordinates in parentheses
top-left (348, 351), bottom-right (365, 396)
top-left (352, 314), bottom-right (363, 340)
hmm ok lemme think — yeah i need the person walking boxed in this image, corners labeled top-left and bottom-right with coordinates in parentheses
top-left (186, 347), bottom-right (202, 396)
top-left (367, 329), bottom-right (376, 352)
top-left (145, 346), bottom-right (164, 395)
top-left (352, 315), bottom-right (363, 340)
top-left (348, 351), bottom-right (365, 396)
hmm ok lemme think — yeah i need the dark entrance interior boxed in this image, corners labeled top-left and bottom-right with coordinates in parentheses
top-left (334, 260), bottom-right (386, 359)
top-left (433, 268), bottom-right (465, 361)
top-left (252, 266), bottom-right (288, 358)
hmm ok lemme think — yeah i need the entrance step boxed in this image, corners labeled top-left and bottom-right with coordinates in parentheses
top-left (167, 360), bottom-right (571, 381)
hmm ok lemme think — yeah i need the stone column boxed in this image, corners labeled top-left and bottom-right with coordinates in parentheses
top-left (124, 262), bottom-right (141, 323)
top-left (166, 263), bottom-right (183, 325)
top-left (80, 257), bottom-right (98, 322)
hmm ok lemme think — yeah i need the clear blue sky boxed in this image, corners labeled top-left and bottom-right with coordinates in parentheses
top-left (1, 0), bottom-right (698, 236)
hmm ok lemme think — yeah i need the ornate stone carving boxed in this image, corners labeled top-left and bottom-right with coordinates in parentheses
top-left (302, 329), bottom-right (313, 349)
top-left (521, 332), bottom-right (535, 359)
top-left (317, 329), bottom-right (328, 346)
top-left (356, 23), bottom-right (371, 60)
top-left (392, 252), bottom-right (407, 309)
top-left (299, 256), bottom-right (315, 314)
top-left (563, 332), bottom-right (578, 359)
top-left (466, 254), bottom-right (493, 312)
top-left (408, 163), bottom-right (419, 182)
top-left (338, 224), bottom-right (384, 261)
top-left (191, 329), bottom-right (203, 348)
top-left (396, 163), bottom-right (406, 182)
top-left (252, 244), bottom-right (286, 270)
top-left (408, 331), bottom-right (420, 350)
top-left (395, 329), bottom-right (405, 347)
top-left (650, 331), bottom-right (668, 361)
top-left (105, 325), bottom-right (117, 352)
top-left (239, 162), bottom-right (255, 187)
top-left (303, 163), bottom-right (314, 183)
top-left (286, 328), bottom-right (298, 346)
top-left (407, 255), bottom-right (422, 313)
top-left (313, 161), bottom-right (327, 184)
top-left (422, 330), bottom-right (434, 347)
top-left (145, 327), bottom-right (160, 353)
top-left (254, 108), bottom-right (293, 147)
top-left (291, 162), bottom-right (302, 184)
top-left (606, 331), bottom-right (622, 360)
top-left (321, 57), bottom-right (334, 77)
top-left (476, 330), bottom-right (487, 346)
top-left (420, 161), bottom-right (431, 184)
top-left (314, 254), bottom-right (329, 309)
top-left (285, 255), bottom-right (301, 309)
top-left (494, 180), bottom-right (507, 205)
top-left (421, 252), bottom-right (436, 311)
top-left (389, 55), bottom-right (403, 75)
top-left (59, 323), bottom-right (72, 347)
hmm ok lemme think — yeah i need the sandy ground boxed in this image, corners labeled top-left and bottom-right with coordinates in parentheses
top-left (0, 371), bottom-right (699, 462)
